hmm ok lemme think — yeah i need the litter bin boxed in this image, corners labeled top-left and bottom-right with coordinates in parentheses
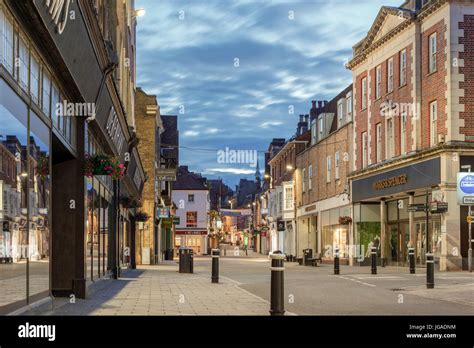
top-left (179, 248), bottom-right (193, 273)
top-left (303, 249), bottom-right (313, 266)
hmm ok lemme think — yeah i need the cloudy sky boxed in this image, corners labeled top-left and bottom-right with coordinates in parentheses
top-left (135, 0), bottom-right (400, 188)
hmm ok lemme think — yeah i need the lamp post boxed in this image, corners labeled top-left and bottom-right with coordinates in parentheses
top-left (461, 165), bottom-right (472, 272)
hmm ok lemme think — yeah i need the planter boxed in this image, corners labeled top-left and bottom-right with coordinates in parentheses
top-left (135, 211), bottom-right (150, 222)
top-left (339, 216), bottom-right (352, 225)
top-left (85, 154), bottom-right (126, 180)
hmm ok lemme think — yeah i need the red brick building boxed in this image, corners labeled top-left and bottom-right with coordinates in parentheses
top-left (347, 0), bottom-right (474, 271)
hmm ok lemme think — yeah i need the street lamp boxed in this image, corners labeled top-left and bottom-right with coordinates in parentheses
top-left (286, 165), bottom-right (293, 171)
top-left (461, 164), bottom-right (473, 272)
top-left (228, 200), bottom-right (233, 210)
top-left (133, 8), bottom-right (146, 18)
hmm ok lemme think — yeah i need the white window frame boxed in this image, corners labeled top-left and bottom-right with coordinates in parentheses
top-left (338, 100), bottom-right (344, 126)
top-left (361, 77), bottom-right (367, 110)
top-left (319, 117), bottom-right (324, 138)
top-left (0, 9), bottom-right (14, 74)
top-left (430, 101), bottom-right (438, 146)
top-left (326, 156), bottom-right (331, 183)
top-left (401, 112), bottom-right (407, 155)
top-left (335, 152), bottom-right (340, 180)
top-left (362, 132), bottom-right (368, 168)
top-left (346, 92), bottom-right (353, 121)
top-left (302, 168), bottom-right (306, 193)
top-left (376, 65), bottom-right (382, 99)
top-left (400, 49), bottom-right (407, 86)
top-left (429, 32), bottom-right (437, 74)
top-left (308, 164), bottom-right (313, 190)
top-left (387, 58), bottom-right (394, 93)
top-left (284, 186), bottom-right (293, 210)
top-left (376, 123), bottom-right (382, 163)
top-left (311, 120), bottom-right (317, 145)
top-left (387, 118), bottom-right (395, 159)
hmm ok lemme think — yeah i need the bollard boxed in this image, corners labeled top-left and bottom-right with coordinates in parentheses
top-left (224, 248), bottom-right (227, 256)
top-left (408, 247), bottom-right (415, 274)
top-left (245, 248), bottom-right (248, 256)
top-left (211, 249), bottom-right (219, 283)
top-left (426, 253), bottom-right (434, 289)
top-left (270, 251), bottom-right (285, 316)
top-left (371, 247), bottom-right (377, 275)
top-left (334, 247), bottom-right (340, 275)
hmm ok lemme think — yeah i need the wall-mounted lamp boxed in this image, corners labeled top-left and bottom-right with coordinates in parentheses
top-left (133, 8), bottom-right (146, 18)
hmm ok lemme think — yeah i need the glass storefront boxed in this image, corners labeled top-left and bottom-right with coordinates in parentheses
top-left (321, 206), bottom-right (350, 258)
top-left (85, 132), bottom-right (114, 281)
top-left (354, 203), bottom-right (381, 263)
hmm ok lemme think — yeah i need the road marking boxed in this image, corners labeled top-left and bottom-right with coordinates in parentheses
top-left (336, 275), bottom-right (376, 288)
top-left (353, 276), bottom-right (406, 280)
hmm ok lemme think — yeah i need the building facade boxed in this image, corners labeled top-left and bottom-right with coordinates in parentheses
top-left (295, 87), bottom-right (354, 262)
top-left (347, 0), bottom-right (474, 271)
top-left (0, 0), bottom-right (144, 314)
top-left (172, 166), bottom-right (209, 256)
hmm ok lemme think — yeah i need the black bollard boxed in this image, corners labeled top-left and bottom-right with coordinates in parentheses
top-left (426, 253), bottom-right (434, 289)
top-left (211, 249), bottom-right (219, 283)
top-left (408, 247), bottom-right (415, 274)
top-left (270, 251), bottom-right (285, 316)
top-left (371, 246), bottom-right (377, 275)
top-left (224, 248), bottom-right (227, 256)
top-left (334, 247), bottom-right (340, 275)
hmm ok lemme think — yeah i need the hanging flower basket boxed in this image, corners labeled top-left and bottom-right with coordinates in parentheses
top-left (85, 154), bottom-right (126, 180)
top-left (339, 216), bottom-right (352, 225)
top-left (119, 196), bottom-right (141, 208)
top-left (36, 155), bottom-right (49, 180)
top-left (135, 211), bottom-right (150, 222)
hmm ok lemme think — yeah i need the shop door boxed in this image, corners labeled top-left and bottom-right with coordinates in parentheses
top-left (389, 224), bottom-right (409, 265)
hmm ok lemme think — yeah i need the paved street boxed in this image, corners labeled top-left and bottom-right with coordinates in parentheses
top-left (22, 253), bottom-right (473, 316)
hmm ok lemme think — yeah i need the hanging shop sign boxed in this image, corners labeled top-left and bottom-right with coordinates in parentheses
top-left (158, 208), bottom-right (170, 219)
top-left (430, 202), bottom-right (448, 214)
top-left (44, 0), bottom-right (73, 35)
top-left (105, 107), bottom-right (126, 155)
top-left (457, 173), bottom-right (474, 205)
top-left (277, 220), bottom-right (285, 231)
top-left (156, 169), bottom-right (177, 182)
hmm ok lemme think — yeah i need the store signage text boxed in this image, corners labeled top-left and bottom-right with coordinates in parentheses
top-left (44, 0), bottom-right (72, 35)
top-left (175, 231), bottom-right (207, 236)
top-left (105, 108), bottom-right (126, 155)
top-left (373, 174), bottom-right (407, 190)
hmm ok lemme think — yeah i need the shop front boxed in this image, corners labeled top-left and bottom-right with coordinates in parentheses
top-left (175, 230), bottom-right (208, 255)
top-left (320, 205), bottom-right (351, 264)
top-left (351, 156), bottom-right (462, 270)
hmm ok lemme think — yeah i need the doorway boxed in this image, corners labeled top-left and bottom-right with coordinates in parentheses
top-left (388, 223), bottom-right (409, 266)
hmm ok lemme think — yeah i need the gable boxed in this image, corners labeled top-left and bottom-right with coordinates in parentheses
top-left (373, 13), bottom-right (408, 42)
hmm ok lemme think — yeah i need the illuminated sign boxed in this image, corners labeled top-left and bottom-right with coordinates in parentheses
top-left (373, 174), bottom-right (407, 190)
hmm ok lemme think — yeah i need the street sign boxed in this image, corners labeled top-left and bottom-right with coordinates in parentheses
top-left (172, 217), bottom-right (180, 225)
top-left (457, 173), bottom-right (474, 205)
top-left (407, 204), bottom-right (428, 212)
top-left (430, 202), bottom-right (448, 214)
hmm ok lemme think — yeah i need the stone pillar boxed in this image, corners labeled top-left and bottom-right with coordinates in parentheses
top-left (380, 198), bottom-right (387, 265)
top-left (408, 192), bottom-right (416, 249)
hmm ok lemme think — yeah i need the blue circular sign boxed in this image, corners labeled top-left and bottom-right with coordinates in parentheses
top-left (460, 175), bottom-right (474, 194)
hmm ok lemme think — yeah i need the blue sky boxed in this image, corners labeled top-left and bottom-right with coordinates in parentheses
top-left (135, 0), bottom-right (401, 188)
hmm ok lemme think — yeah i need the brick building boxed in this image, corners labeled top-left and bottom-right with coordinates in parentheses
top-left (347, 0), bottom-right (474, 270)
top-left (295, 86), bottom-right (354, 262)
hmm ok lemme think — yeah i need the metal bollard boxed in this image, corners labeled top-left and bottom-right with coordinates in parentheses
top-left (211, 249), bottom-right (219, 283)
top-left (270, 251), bottom-right (285, 316)
top-left (408, 247), bottom-right (415, 274)
top-left (224, 248), bottom-right (227, 256)
top-left (371, 247), bottom-right (377, 275)
top-left (334, 247), bottom-right (340, 275)
top-left (426, 253), bottom-right (434, 289)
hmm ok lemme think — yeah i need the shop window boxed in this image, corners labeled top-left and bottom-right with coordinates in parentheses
top-left (186, 211), bottom-right (197, 228)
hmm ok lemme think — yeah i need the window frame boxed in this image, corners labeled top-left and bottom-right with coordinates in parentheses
top-left (362, 132), bottom-right (368, 168)
top-left (430, 100), bottom-right (438, 146)
top-left (387, 58), bottom-right (394, 93)
top-left (335, 152), bottom-right (340, 180)
top-left (429, 32), bottom-right (437, 74)
top-left (326, 156), bottom-right (331, 183)
top-left (400, 49), bottom-right (407, 86)
top-left (376, 123), bottom-right (382, 163)
top-left (376, 65), bottom-right (382, 99)
top-left (361, 77), bottom-right (367, 110)
top-left (401, 112), bottom-right (407, 155)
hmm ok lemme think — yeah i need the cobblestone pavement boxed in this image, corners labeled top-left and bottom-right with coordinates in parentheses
top-left (24, 261), bottom-right (273, 316)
